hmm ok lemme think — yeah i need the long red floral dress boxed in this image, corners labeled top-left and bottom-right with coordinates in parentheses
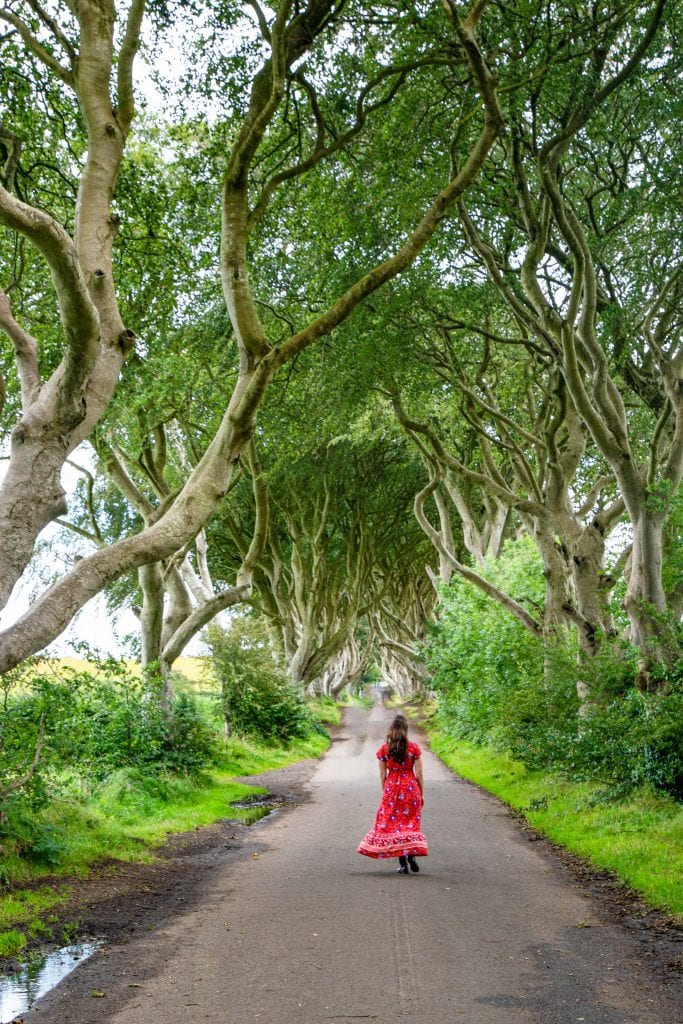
top-left (357, 741), bottom-right (429, 860)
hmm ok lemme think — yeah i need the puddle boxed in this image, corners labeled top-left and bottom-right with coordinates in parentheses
top-left (233, 805), bottom-right (274, 825)
top-left (228, 793), bottom-right (277, 825)
top-left (0, 941), bottom-right (101, 1023)
top-left (230, 794), bottom-right (274, 810)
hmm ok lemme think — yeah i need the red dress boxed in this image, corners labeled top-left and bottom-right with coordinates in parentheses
top-left (357, 741), bottom-right (429, 859)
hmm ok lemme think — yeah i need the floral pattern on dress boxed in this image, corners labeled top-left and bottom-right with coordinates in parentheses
top-left (357, 741), bottom-right (428, 860)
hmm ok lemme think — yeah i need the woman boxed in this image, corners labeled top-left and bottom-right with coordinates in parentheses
top-left (357, 714), bottom-right (428, 873)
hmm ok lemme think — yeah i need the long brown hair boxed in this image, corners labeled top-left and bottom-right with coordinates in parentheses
top-left (387, 714), bottom-right (408, 763)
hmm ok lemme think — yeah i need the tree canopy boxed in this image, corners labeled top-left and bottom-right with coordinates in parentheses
top-left (0, 0), bottom-right (680, 696)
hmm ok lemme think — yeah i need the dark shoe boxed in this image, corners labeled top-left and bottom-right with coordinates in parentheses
top-left (408, 855), bottom-right (419, 873)
top-left (397, 856), bottom-right (408, 874)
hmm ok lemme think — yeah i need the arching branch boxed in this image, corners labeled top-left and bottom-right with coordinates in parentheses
top-left (0, 288), bottom-right (41, 408)
top-left (0, 188), bottom-right (100, 390)
top-left (0, 9), bottom-right (74, 84)
top-left (414, 472), bottom-right (543, 638)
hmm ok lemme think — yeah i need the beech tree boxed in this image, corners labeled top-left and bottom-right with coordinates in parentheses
top-left (40, 296), bottom-right (261, 698)
top-left (388, 300), bottom-right (629, 670)
top-left (347, 0), bottom-right (679, 688)
top-left (2, 0), bottom-right (677, 699)
top-left (0, 0), bottom-right (502, 673)
top-left (249, 432), bottom-right (429, 691)
top-left (451, 0), bottom-right (680, 685)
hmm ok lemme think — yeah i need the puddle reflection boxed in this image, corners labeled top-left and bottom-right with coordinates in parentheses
top-left (229, 795), bottom-right (276, 825)
top-left (0, 941), bottom-right (100, 1023)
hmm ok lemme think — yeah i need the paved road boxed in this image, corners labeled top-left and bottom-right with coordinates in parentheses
top-left (24, 703), bottom-right (682, 1023)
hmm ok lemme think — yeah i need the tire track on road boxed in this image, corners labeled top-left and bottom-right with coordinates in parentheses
top-left (390, 890), bottom-right (420, 1016)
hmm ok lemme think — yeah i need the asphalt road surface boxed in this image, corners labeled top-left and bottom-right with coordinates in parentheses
top-left (22, 702), bottom-right (682, 1024)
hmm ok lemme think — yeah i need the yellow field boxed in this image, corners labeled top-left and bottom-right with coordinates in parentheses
top-left (29, 656), bottom-right (220, 692)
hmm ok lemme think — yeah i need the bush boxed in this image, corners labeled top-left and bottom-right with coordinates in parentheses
top-left (0, 807), bottom-right (67, 868)
top-left (567, 677), bottom-right (683, 799)
top-left (0, 661), bottom-right (220, 827)
top-left (427, 537), bottom-right (548, 748)
top-left (208, 617), bottom-right (313, 743)
top-left (427, 537), bottom-right (683, 799)
top-left (0, 662), bottom-right (222, 873)
top-left (159, 693), bottom-right (218, 774)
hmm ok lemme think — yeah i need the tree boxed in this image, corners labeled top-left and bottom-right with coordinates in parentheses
top-left (0, 0), bottom-right (502, 673)
top-left (452, 0), bottom-right (681, 685)
top-left (250, 431), bottom-right (429, 691)
top-left (388, 298), bottom-right (629, 673)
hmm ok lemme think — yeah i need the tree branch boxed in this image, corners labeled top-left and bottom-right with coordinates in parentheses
top-left (246, 0), bottom-right (272, 43)
top-left (0, 124), bottom-right (21, 190)
top-left (268, 4), bottom-right (503, 368)
top-left (0, 9), bottom-right (74, 84)
top-left (66, 457), bottom-right (104, 543)
top-left (24, 0), bottom-right (76, 61)
top-left (104, 442), bottom-right (155, 520)
top-left (540, 0), bottom-right (666, 165)
top-left (0, 188), bottom-right (100, 392)
top-left (414, 472), bottom-right (543, 637)
top-left (575, 475), bottom-right (614, 518)
top-left (117, 0), bottom-right (146, 132)
top-left (249, 56), bottom-right (456, 230)
top-left (236, 438), bottom-right (269, 584)
top-left (0, 288), bottom-right (41, 408)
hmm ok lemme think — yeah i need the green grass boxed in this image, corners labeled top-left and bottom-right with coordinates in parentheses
top-left (0, 929), bottom-right (27, 958)
top-left (308, 696), bottom-right (343, 726)
top-left (0, 889), bottom-right (68, 962)
top-left (340, 690), bottom-right (373, 708)
top-left (216, 732), bottom-right (329, 775)
top-left (0, 888), bottom-right (67, 932)
top-left (4, 732), bottom-right (329, 880)
top-left (430, 730), bottom-right (683, 923)
top-left (0, 730), bottom-right (329, 957)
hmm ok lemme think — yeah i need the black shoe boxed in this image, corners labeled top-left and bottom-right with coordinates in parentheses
top-left (397, 856), bottom-right (408, 874)
top-left (407, 855), bottom-right (419, 873)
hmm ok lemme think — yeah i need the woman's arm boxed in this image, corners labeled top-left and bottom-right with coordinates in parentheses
top-left (414, 757), bottom-right (424, 803)
top-left (379, 761), bottom-right (387, 789)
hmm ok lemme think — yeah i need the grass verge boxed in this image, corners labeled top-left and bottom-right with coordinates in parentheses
top-left (430, 729), bottom-right (683, 924)
top-left (308, 695), bottom-right (343, 726)
top-left (0, 731), bottom-right (329, 962)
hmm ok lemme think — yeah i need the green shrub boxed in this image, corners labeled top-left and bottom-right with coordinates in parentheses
top-left (568, 680), bottom-right (683, 799)
top-left (427, 536), bottom-right (548, 748)
top-left (40, 663), bottom-right (219, 779)
top-left (0, 808), bottom-right (68, 868)
top-left (208, 617), bottom-right (313, 743)
top-left (158, 693), bottom-right (218, 774)
top-left (427, 537), bottom-right (683, 799)
top-left (0, 660), bottom-right (222, 866)
top-left (222, 670), bottom-right (311, 743)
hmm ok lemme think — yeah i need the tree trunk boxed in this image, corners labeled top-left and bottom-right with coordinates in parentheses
top-left (139, 562), bottom-right (164, 668)
top-left (570, 519), bottom-right (617, 657)
top-left (624, 509), bottom-right (672, 690)
top-left (0, 440), bottom-right (68, 609)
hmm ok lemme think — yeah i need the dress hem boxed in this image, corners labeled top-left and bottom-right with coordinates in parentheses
top-left (357, 834), bottom-right (428, 859)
